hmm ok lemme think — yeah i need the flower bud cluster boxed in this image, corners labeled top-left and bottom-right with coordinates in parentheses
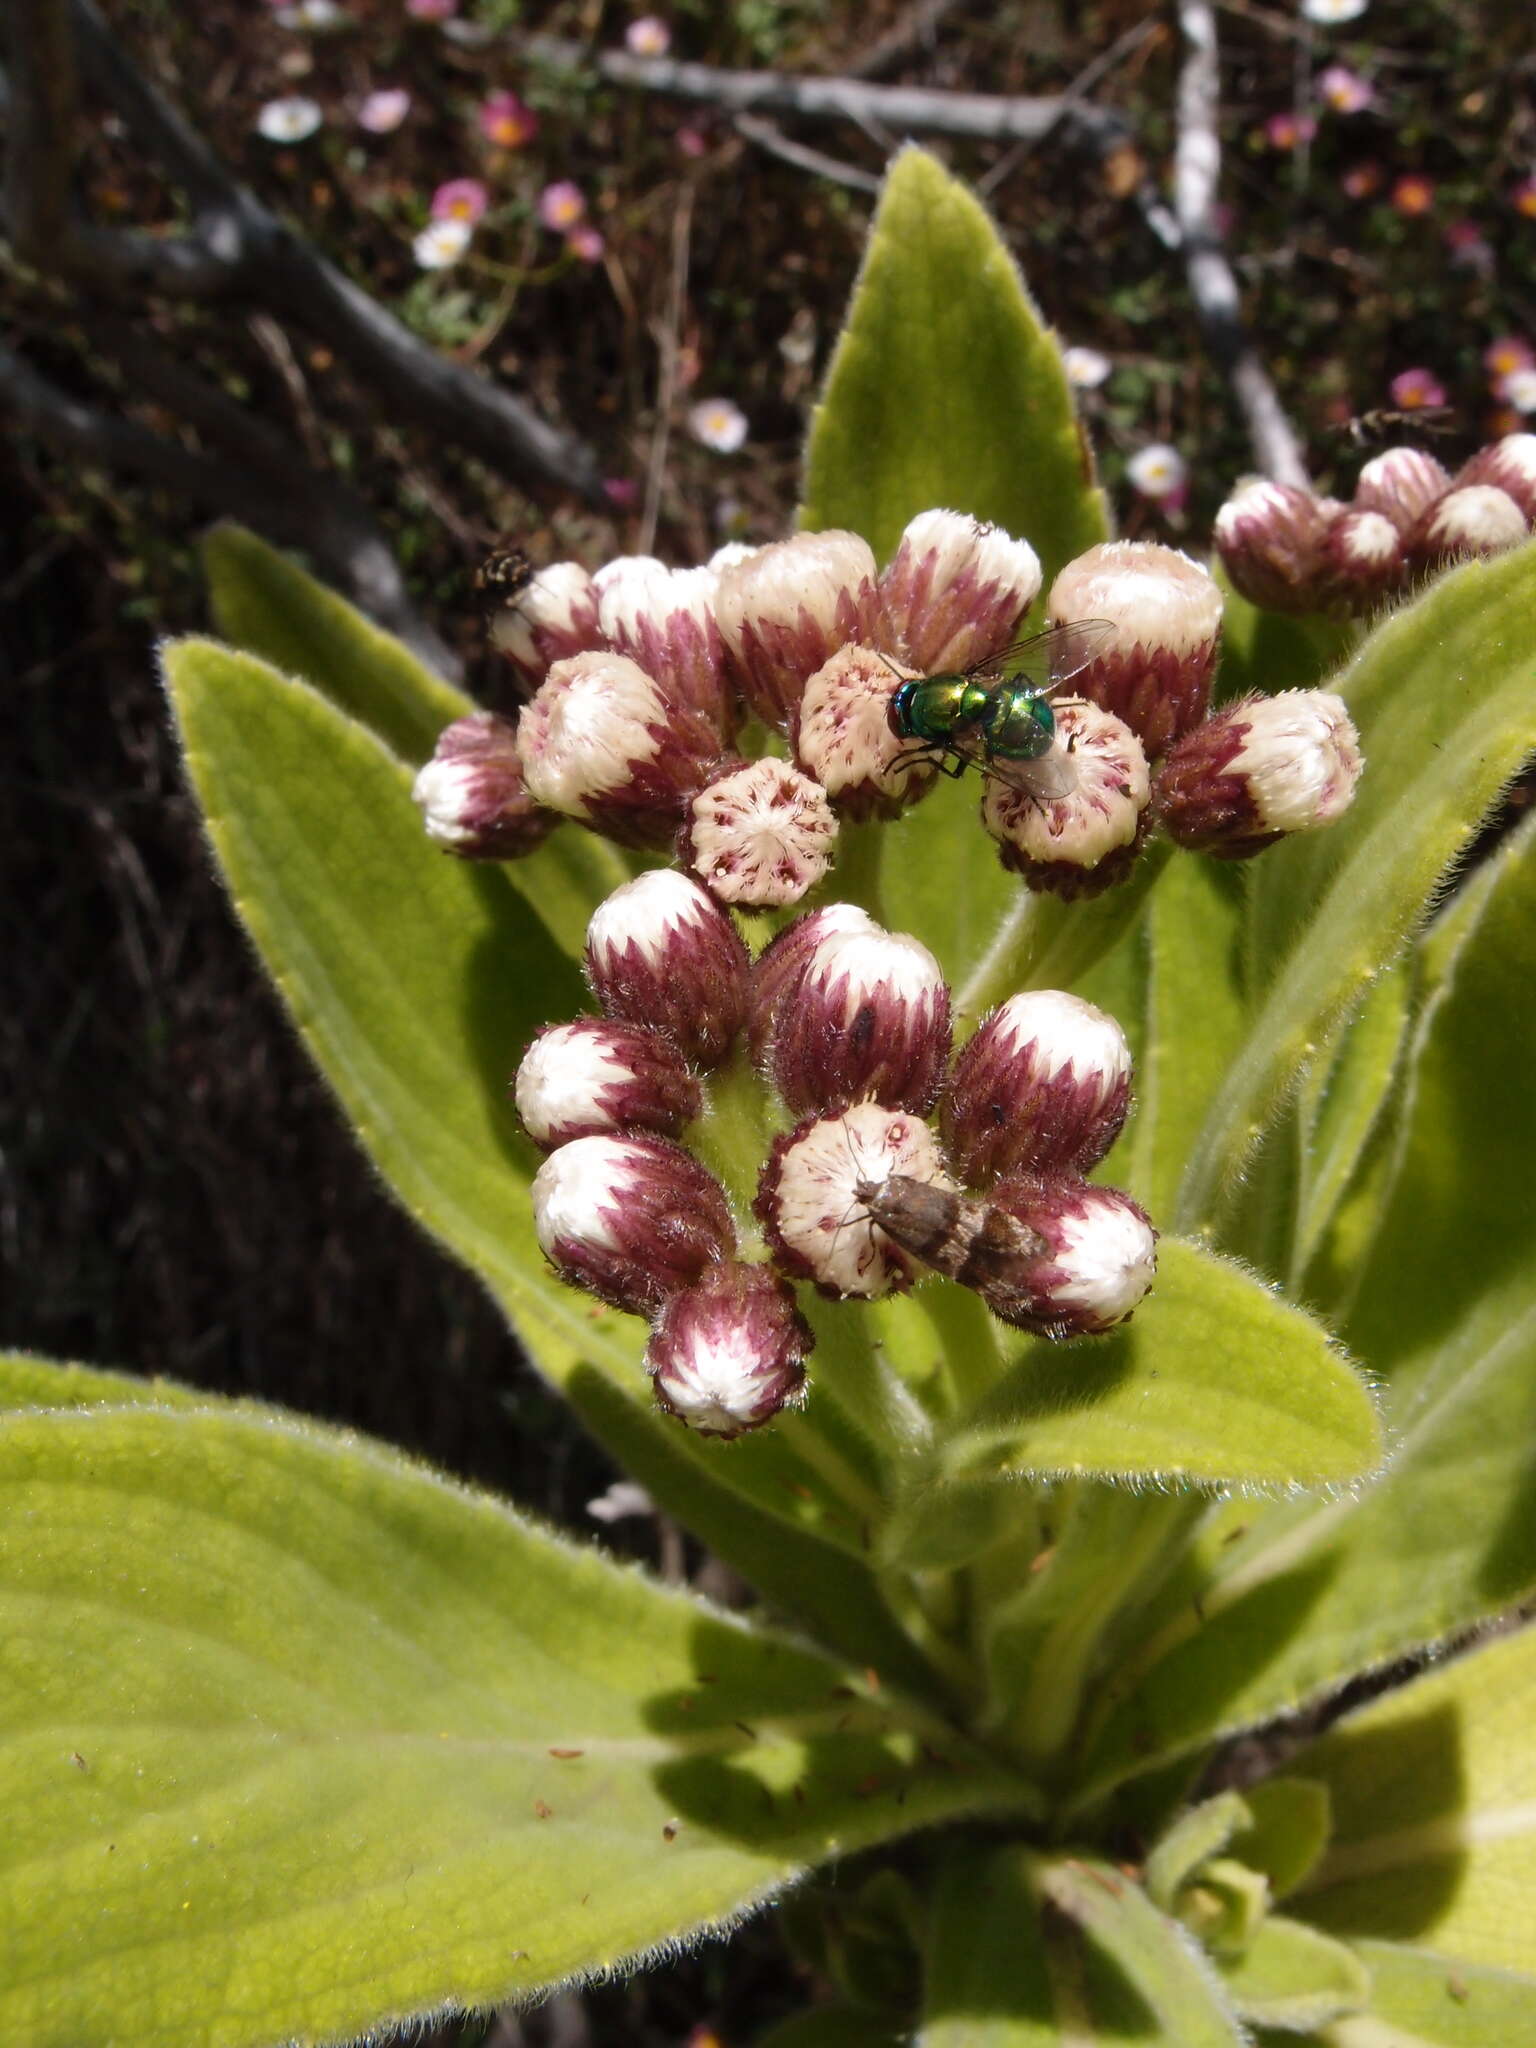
top-left (1215, 434), bottom-right (1536, 617)
top-left (422, 511), bottom-right (1362, 894)
top-left (516, 872), bottom-right (1157, 1439)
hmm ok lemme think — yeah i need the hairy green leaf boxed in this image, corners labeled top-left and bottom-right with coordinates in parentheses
top-left (801, 147), bottom-right (1109, 572)
top-left (1219, 1916), bottom-right (1370, 2032)
top-left (202, 523), bottom-right (470, 765)
top-left (1304, 1941), bottom-right (1536, 2045)
top-left (1177, 540), bottom-right (1536, 1233)
top-left (1290, 1626), bottom-right (1536, 1973)
top-left (0, 1401), bottom-right (1033, 2048)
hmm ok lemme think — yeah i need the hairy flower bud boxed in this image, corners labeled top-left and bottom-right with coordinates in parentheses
top-left (1047, 542), bottom-right (1223, 755)
top-left (981, 701), bottom-right (1150, 898)
top-left (746, 902), bottom-right (878, 1065)
top-left (943, 990), bottom-right (1133, 1185)
top-left (756, 1103), bottom-right (953, 1299)
top-left (514, 1019), bottom-right (702, 1150)
top-left (878, 509), bottom-right (1042, 673)
top-left (531, 1133), bottom-right (734, 1315)
top-left (1353, 446), bottom-right (1452, 532)
top-left (1455, 434), bottom-right (1536, 522)
top-left (488, 561), bottom-right (602, 693)
top-left (584, 868), bottom-right (750, 1068)
top-left (975, 1176), bottom-right (1157, 1336)
top-left (412, 711), bottom-right (557, 858)
top-left (646, 1260), bottom-right (811, 1437)
top-left (681, 758), bottom-right (838, 909)
top-left (795, 644), bottom-right (938, 819)
top-left (1213, 482), bottom-right (1334, 613)
top-left (519, 650), bottom-right (722, 849)
top-left (1156, 690), bottom-right (1363, 858)
top-left (713, 529), bottom-right (881, 729)
top-left (770, 921), bottom-right (951, 1117)
top-left (593, 555), bottom-right (735, 737)
top-left (1405, 484), bottom-right (1529, 567)
top-left (1322, 509), bottom-right (1406, 607)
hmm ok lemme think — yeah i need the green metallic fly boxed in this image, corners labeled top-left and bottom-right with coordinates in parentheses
top-left (884, 618), bottom-right (1116, 802)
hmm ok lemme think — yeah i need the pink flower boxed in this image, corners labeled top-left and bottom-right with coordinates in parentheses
top-left (407, 0), bottom-right (457, 18)
top-left (625, 15), bottom-right (671, 55)
top-left (1485, 336), bottom-right (1536, 382)
top-left (538, 180), bottom-right (586, 231)
top-left (603, 476), bottom-right (639, 508)
top-left (677, 126), bottom-right (709, 159)
top-left (1389, 367), bottom-right (1448, 411)
top-left (1318, 64), bottom-right (1373, 113)
top-left (357, 87), bottom-right (411, 134)
top-left (1263, 111), bottom-right (1317, 150)
top-left (565, 223), bottom-right (606, 263)
top-left (1514, 174), bottom-right (1536, 220)
top-left (478, 91), bottom-right (539, 149)
top-left (1391, 173), bottom-right (1435, 217)
top-left (430, 177), bottom-right (489, 224)
top-left (1444, 218), bottom-right (1491, 270)
top-left (1342, 160), bottom-right (1383, 200)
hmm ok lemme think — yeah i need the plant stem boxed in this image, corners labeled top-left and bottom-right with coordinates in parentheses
top-left (690, 1042), bottom-right (773, 1217)
top-left (916, 1280), bottom-right (1003, 1415)
top-left (833, 816), bottom-right (888, 924)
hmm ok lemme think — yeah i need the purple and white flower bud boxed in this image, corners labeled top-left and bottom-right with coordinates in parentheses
top-left (770, 921), bottom-right (951, 1117)
top-left (756, 1102), bottom-right (953, 1299)
top-left (584, 868), bottom-right (750, 1069)
top-left (1213, 482), bottom-right (1335, 613)
top-left (975, 1176), bottom-right (1157, 1337)
top-left (1322, 509), bottom-right (1406, 607)
top-left (1047, 542), bottom-right (1223, 756)
top-left (681, 758), bottom-right (838, 910)
top-left (646, 1260), bottom-right (811, 1438)
top-left (531, 1133), bottom-right (735, 1315)
top-left (981, 700), bottom-right (1150, 899)
top-left (795, 644), bottom-right (938, 820)
top-left (1352, 447), bottom-right (1452, 532)
top-left (412, 711), bottom-right (557, 859)
top-left (713, 529), bottom-right (881, 729)
top-left (747, 902), bottom-right (878, 1065)
top-left (1454, 434), bottom-right (1536, 522)
top-left (1405, 484), bottom-right (1529, 567)
top-left (593, 555), bottom-right (736, 737)
top-left (1156, 690), bottom-right (1363, 859)
top-left (943, 991), bottom-right (1133, 1186)
top-left (489, 561), bottom-right (602, 694)
top-left (519, 650), bottom-right (723, 850)
top-left (878, 509), bottom-right (1042, 674)
top-left (514, 1019), bottom-right (702, 1150)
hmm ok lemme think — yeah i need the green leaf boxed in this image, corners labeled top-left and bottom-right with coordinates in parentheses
top-left (1218, 1916), bottom-right (1370, 2032)
top-left (0, 1401), bottom-right (1034, 2048)
top-left (755, 2011), bottom-right (906, 2048)
top-left (922, 1846), bottom-right (1248, 2045)
top-left (1233, 1778), bottom-right (1334, 1902)
top-left (1306, 1940), bottom-right (1536, 2045)
top-left (1144, 1791), bottom-right (1253, 1910)
top-left (203, 523), bottom-right (471, 765)
top-left (933, 1237), bottom-right (1380, 1489)
top-left (801, 148), bottom-right (1109, 574)
top-left (1289, 1626), bottom-right (1536, 1973)
top-left (1176, 539), bottom-right (1536, 1234)
top-left (162, 640), bottom-right (951, 1685)
top-left (0, 1352), bottom-right (205, 1413)
top-left (1212, 571), bottom-right (1356, 702)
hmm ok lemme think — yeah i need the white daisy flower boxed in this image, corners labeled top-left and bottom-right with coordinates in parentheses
top-left (412, 217), bottom-right (474, 270)
top-left (687, 398), bottom-right (749, 453)
top-left (255, 96), bottom-right (324, 144)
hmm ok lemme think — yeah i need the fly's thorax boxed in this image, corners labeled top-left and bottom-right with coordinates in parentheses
top-left (889, 674), bottom-right (977, 743)
top-left (986, 685), bottom-right (1056, 761)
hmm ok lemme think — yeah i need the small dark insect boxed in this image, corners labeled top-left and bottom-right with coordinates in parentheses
top-left (473, 545), bottom-right (537, 611)
top-left (1338, 406), bottom-right (1455, 448)
top-left (852, 1173), bottom-right (1047, 1324)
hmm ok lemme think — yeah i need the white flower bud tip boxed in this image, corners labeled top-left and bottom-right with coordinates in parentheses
top-left (944, 990), bottom-right (1133, 1183)
top-left (514, 1019), bottom-right (701, 1149)
top-left (683, 758), bottom-right (838, 909)
top-left (585, 868), bottom-right (750, 1068)
top-left (647, 1262), bottom-right (811, 1439)
top-left (878, 509), bottom-right (1042, 675)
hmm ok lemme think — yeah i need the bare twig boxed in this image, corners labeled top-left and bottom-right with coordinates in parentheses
top-left (521, 34), bottom-right (1136, 159)
top-left (0, 339), bottom-right (459, 673)
top-left (1174, 0), bottom-right (1309, 486)
top-left (730, 114), bottom-right (883, 194)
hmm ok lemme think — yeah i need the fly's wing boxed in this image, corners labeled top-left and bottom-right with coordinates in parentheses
top-left (993, 743), bottom-right (1080, 803)
top-left (969, 618), bottom-right (1117, 695)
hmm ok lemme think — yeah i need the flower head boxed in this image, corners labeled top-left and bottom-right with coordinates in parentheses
top-left (981, 700), bottom-right (1151, 898)
top-left (1063, 346), bottom-right (1112, 390)
top-left (585, 868), bottom-right (750, 1069)
top-left (625, 15), bottom-right (672, 56)
top-left (412, 711), bottom-right (556, 859)
top-left (795, 644), bottom-right (937, 820)
top-left (1390, 175), bottom-right (1435, 219)
top-left (275, 0), bottom-right (348, 29)
top-left (681, 758), bottom-right (838, 910)
top-left (756, 1105), bottom-right (953, 1300)
top-left (514, 1019), bottom-right (701, 1150)
top-left (647, 1263), bottom-right (810, 1439)
top-left (1388, 367), bottom-right (1447, 411)
top-left (1126, 444), bottom-right (1188, 503)
top-left (538, 180), bottom-right (587, 232)
top-left (479, 91), bottom-right (538, 148)
top-left (407, 0), bottom-right (458, 19)
top-left (943, 991), bottom-right (1133, 1186)
top-left (1213, 481), bottom-right (1335, 612)
top-left (767, 919), bottom-right (951, 1118)
top-left (1485, 337), bottom-right (1536, 383)
top-left (687, 398), bottom-right (749, 453)
top-left (430, 177), bottom-right (489, 224)
top-left (256, 96), bottom-right (323, 143)
top-left (1157, 690), bottom-right (1362, 858)
top-left (357, 88), bottom-right (411, 134)
top-left (1264, 112), bottom-right (1317, 151)
top-left (486, 559), bottom-right (601, 695)
top-left (1353, 446), bottom-right (1450, 529)
top-left (1500, 368), bottom-right (1536, 415)
top-left (1301, 0), bottom-right (1368, 21)
top-left (1342, 161), bottom-right (1383, 200)
top-left (1454, 434), bottom-right (1536, 520)
top-left (1512, 174), bottom-right (1536, 220)
top-left (593, 556), bottom-right (734, 735)
top-left (531, 1134), bottom-right (733, 1316)
top-left (1047, 541), bottom-right (1223, 757)
top-left (877, 509), bottom-right (1042, 676)
top-left (566, 225), bottom-right (606, 264)
top-left (1318, 65), bottom-right (1373, 114)
top-left (413, 217), bottom-right (474, 270)
top-left (713, 529), bottom-right (881, 729)
top-left (973, 1178), bottom-right (1157, 1337)
top-left (1406, 485), bottom-right (1529, 566)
